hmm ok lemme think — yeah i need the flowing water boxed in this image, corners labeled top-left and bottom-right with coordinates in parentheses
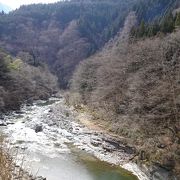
top-left (0, 97), bottom-right (138, 180)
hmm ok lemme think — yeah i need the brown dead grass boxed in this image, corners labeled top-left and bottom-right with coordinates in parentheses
top-left (0, 136), bottom-right (13, 180)
top-left (0, 136), bottom-right (32, 180)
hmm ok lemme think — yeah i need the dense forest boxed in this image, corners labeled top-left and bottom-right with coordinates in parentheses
top-left (131, 5), bottom-right (180, 38)
top-left (0, 0), bottom-right (179, 178)
top-left (0, 0), bottom-right (136, 87)
top-left (0, 0), bottom-right (178, 88)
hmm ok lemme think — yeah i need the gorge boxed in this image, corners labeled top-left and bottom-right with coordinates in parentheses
top-left (0, 0), bottom-right (180, 179)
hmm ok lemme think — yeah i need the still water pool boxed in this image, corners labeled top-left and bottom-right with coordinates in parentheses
top-left (28, 150), bottom-right (138, 180)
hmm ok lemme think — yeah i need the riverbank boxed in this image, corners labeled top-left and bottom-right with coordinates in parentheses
top-left (0, 96), bottom-right (143, 180)
top-left (3, 94), bottom-right (178, 180)
top-left (70, 103), bottom-right (179, 180)
top-left (0, 135), bottom-right (46, 180)
top-left (72, 105), bottom-right (149, 180)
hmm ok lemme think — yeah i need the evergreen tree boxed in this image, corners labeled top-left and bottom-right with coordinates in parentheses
top-left (175, 12), bottom-right (180, 27)
top-left (0, 10), bottom-right (5, 15)
top-left (138, 20), bottom-right (146, 37)
top-left (147, 25), bottom-right (154, 37)
top-left (160, 13), bottom-right (174, 33)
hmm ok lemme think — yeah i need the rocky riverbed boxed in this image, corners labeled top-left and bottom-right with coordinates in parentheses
top-left (0, 96), bottom-right (148, 180)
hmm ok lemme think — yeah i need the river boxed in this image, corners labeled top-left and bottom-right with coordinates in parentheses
top-left (0, 97), bottom-right (141, 180)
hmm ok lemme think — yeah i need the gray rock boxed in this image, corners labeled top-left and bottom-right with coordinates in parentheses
top-left (0, 120), bottom-right (7, 126)
top-left (6, 121), bottom-right (15, 125)
top-left (49, 109), bottom-right (53, 113)
top-left (157, 144), bottom-right (166, 149)
top-left (35, 125), bottom-right (43, 133)
top-left (139, 150), bottom-right (146, 160)
top-left (151, 166), bottom-right (176, 180)
top-left (91, 137), bottom-right (102, 147)
top-left (15, 111), bottom-right (23, 114)
top-left (35, 176), bottom-right (46, 180)
top-left (162, 157), bottom-right (175, 171)
top-left (102, 143), bottom-right (116, 152)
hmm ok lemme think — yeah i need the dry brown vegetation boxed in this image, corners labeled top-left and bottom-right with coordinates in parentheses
top-left (0, 136), bottom-right (29, 180)
top-left (0, 0), bottom-right (174, 88)
top-left (0, 0), bottom-right (136, 88)
top-left (70, 17), bottom-right (180, 175)
top-left (0, 49), bottom-right (58, 112)
top-left (0, 136), bottom-right (12, 179)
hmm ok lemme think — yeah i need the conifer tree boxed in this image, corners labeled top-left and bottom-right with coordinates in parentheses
top-left (175, 12), bottom-right (180, 27)
top-left (138, 20), bottom-right (146, 37)
top-left (160, 13), bottom-right (174, 33)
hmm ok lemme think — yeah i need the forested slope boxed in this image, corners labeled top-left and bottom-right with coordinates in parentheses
top-left (0, 0), bottom-right (136, 87)
top-left (0, 0), bottom-right (179, 178)
top-left (0, 49), bottom-right (57, 112)
top-left (69, 7), bottom-right (180, 179)
top-left (0, 0), bottom-right (178, 88)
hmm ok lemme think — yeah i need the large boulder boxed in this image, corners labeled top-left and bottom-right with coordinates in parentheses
top-left (35, 125), bottom-right (43, 133)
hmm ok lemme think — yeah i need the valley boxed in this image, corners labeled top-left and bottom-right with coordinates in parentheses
top-left (0, 0), bottom-right (179, 179)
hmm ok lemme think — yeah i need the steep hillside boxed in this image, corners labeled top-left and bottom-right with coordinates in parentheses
top-left (70, 11), bottom-right (180, 178)
top-left (133, 0), bottom-right (178, 21)
top-left (131, 0), bottom-right (180, 38)
top-left (0, 0), bottom-right (179, 178)
top-left (0, 49), bottom-right (57, 112)
top-left (0, 0), bottom-right (177, 88)
top-left (0, 0), bottom-right (136, 88)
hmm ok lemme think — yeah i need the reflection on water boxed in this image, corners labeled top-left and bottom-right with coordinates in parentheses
top-left (84, 159), bottom-right (138, 180)
top-left (27, 149), bottom-right (138, 180)
top-left (74, 148), bottom-right (138, 180)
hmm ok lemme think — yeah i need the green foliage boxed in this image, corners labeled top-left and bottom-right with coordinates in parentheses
top-left (131, 12), bottom-right (177, 38)
top-left (7, 59), bottom-right (23, 71)
top-left (175, 12), bottom-right (180, 27)
top-left (138, 20), bottom-right (146, 37)
top-left (77, 0), bottom-right (133, 49)
top-left (0, 50), bottom-right (14, 70)
top-left (133, 0), bottom-right (177, 21)
top-left (160, 13), bottom-right (175, 33)
top-left (131, 0), bottom-right (178, 38)
top-left (0, 52), bottom-right (23, 74)
top-left (0, 49), bottom-right (58, 112)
